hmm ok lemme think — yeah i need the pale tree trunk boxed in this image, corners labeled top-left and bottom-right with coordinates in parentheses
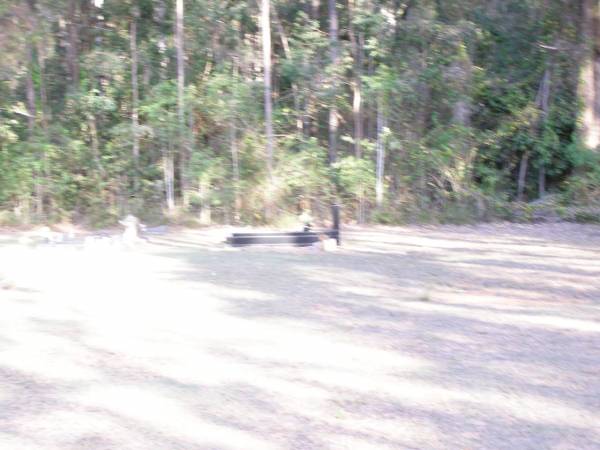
top-left (94, 2), bottom-right (106, 48)
top-left (349, 0), bottom-right (365, 222)
top-left (312, 0), bottom-right (320, 19)
top-left (451, 44), bottom-right (474, 194)
top-left (155, 0), bottom-right (174, 212)
top-left (453, 101), bottom-right (471, 127)
top-left (25, 45), bottom-right (36, 135)
top-left (230, 125), bottom-right (241, 224)
top-left (38, 43), bottom-right (49, 132)
top-left (164, 140), bottom-right (175, 212)
top-left (302, 58), bottom-right (311, 137)
top-left (354, 70), bottom-right (365, 221)
top-left (176, 0), bottom-right (188, 206)
top-left (537, 67), bottom-right (552, 198)
top-left (578, 0), bottom-right (600, 150)
top-left (198, 179), bottom-right (212, 225)
top-left (143, 58), bottom-right (151, 88)
top-left (366, 1), bottom-right (380, 142)
top-left (328, 0), bottom-right (339, 164)
top-left (452, 54), bottom-right (472, 127)
top-left (305, 0), bottom-right (320, 138)
top-left (131, 6), bottom-right (140, 189)
top-left (86, 0), bottom-right (105, 181)
top-left (38, 41), bottom-right (51, 219)
top-left (88, 114), bottom-right (104, 177)
top-left (155, 0), bottom-right (169, 79)
top-left (366, 54), bottom-right (375, 140)
top-left (516, 152), bottom-right (529, 202)
top-left (352, 49), bottom-right (364, 157)
top-left (375, 97), bottom-right (387, 208)
top-left (25, 34), bottom-right (40, 220)
top-left (417, 48), bottom-right (430, 198)
top-left (516, 65), bottom-right (551, 202)
top-left (261, 0), bottom-right (275, 210)
top-left (22, 0), bottom-right (41, 222)
top-left (349, 0), bottom-right (364, 158)
top-left (518, 68), bottom-right (552, 202)
top-left (449, 9), bottom-right (473, 128)
top-left (539, 165), bottom-right (546, 197)
top-left (25, 0), bottom-right (49, 220)
top-left (228, 54), bottom-right (241, 224)
top-left (163, 142), bottom-right (175, 215)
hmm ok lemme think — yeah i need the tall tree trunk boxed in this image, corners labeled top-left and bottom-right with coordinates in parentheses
top-left (302, 57), bottom-right (311, 137)
top-left (38, 41), bottom-right (51, 219)
top-left (349, 0), bottom-right (365, 221)
top-left (261, 0), bottom-right (275, 185)
top-left (38, 43), bottom-right (49, 132)
top-left (304, 2), bottom-right (320, 138)
top-left (311, 0), bottom-right (320, 20)
top-left (230, 124), bottom-right (241, 224)
top-left (538, 165), bottom-right (546, 198)
top-left (88, 114), bottom-right (105, 178)
top-left (375, 97), bottom-right (386, 207)
top-left (578, 0), bottom-right (600, 150)
top-left (143, 58), bottom-right (151, 88)
top-left (154, 0), bottom-right (174, 211)
top-left (155, 0), bottom-right (169, 79)
top-left (131, 6), bottom-right (140, 189)
top-left (516, 61), bottom-right (551, 202)
top-left (198, 178), bottom-right (211, 225)
top-left (451, 54), bottom-right (473, 127)
top-left (67, 0), bottom-right (80, 89)
top-left (25, 19), bottom-right (39, 218)
top-left (38, 37), bottom-right (52, 220)
top-left (536, 67), bottom-right (552, 198)
top-left (517, 151), bottom-right (529, 202)
top-left (229, 55), bottom-right (242, 223)
top-left (328, 0), bottom-right (339, 164)
top-left (175, 0), bottom-right (188, 206)
top-left (349, 0), bottom-right (364, 158)
top-left (273, 8), bottom-right (303, 137)
top-left (366, 53), bottom-right (375, 140)
top-left (352, 53), bottom-right (364, 158)
top-left (24, 0), bottom-right (48, 221)
top-left (25, 45), bottom-right (36, 135)
top-left (164, 140), bottom-right (175, 212)
top-left (448, 0), bottom-right (473, 129)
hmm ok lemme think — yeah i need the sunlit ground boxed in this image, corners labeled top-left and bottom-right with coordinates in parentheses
top-left (1, 223), bottom-right (599, 449)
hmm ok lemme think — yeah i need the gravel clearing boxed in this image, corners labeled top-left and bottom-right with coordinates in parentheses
top-left (1, 223), bottom-right (599, 450)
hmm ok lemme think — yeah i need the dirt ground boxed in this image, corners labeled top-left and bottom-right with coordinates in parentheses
top-left (1, 223), bottom-right (599, 450)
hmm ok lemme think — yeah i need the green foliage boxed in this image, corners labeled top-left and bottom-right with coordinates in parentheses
top-left (274, 137), bottom-right (334, 213)
top-left (335, 156), bottom-right (375, 199)
top-left (563, 152), bottom-right (600, 206)
top-left (0, 0), bottom-right (595, 226)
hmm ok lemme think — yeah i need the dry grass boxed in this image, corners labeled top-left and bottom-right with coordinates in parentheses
top-left (1, 223), bottom-right (599, 449)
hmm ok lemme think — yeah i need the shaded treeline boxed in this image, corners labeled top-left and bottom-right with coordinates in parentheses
top-left (0, 0), bottom-right (598, 226)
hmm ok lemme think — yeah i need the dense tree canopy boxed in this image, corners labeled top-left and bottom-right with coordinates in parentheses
top-left (0, 0), bottom-right (598, 226)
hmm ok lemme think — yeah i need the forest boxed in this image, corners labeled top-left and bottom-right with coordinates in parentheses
top-left (0, 0), bottom-right (599, 227)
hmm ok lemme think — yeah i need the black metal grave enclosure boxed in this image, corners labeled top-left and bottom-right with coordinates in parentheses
top-left (226, 205), bottom-right (341, 247)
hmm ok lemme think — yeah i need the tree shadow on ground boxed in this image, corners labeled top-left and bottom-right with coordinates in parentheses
top-left (149, 228), bottom-right (600, 448)
top-left (1, 226), bottom-right (599, 449)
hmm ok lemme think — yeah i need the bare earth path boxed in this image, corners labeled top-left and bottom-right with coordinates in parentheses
top-left (1, 224), bottom-right (599, 449)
